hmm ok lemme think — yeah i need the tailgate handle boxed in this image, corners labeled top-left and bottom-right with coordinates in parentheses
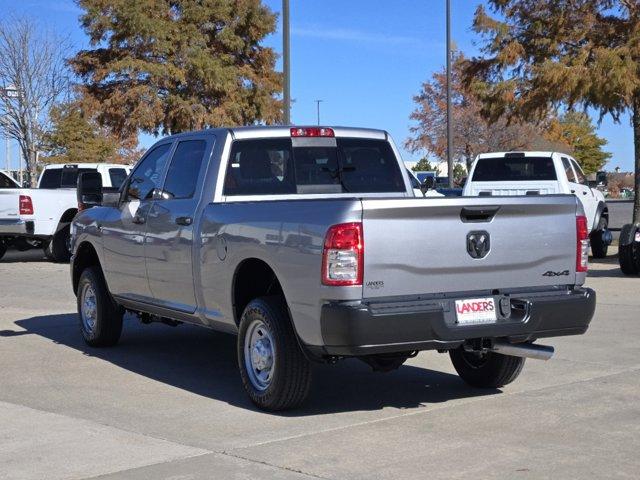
top-left (460, 206), bottom-right (499, 223)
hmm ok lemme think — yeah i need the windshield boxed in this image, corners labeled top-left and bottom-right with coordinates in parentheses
top-left (472, 156), bottom-right (557, 182)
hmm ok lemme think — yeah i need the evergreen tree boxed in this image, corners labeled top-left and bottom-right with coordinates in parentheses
top-left (70, 0), bottom-right (282, 137)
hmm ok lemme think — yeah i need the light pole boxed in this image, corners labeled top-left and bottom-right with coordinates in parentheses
top-left (282, 0), bottom-right (291, 125)
top-left (446, 0), bottom-right (454, 188)
top-left (0, 84), bottom-right (18, 177)
top-left (315, 99), bottom-right (323, 125)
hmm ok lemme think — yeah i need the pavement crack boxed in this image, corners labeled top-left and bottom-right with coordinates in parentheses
top-left (220, 450), bottom-right (333, 480)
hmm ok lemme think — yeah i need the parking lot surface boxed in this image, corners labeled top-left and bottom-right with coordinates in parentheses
top-left (1, 248), bottom-right (639, 479)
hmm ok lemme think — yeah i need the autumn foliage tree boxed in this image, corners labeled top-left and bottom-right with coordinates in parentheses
top-left (70, 0), bottom-right (283, 138)
top-left (42, 102), bottom-right (143, 165)
top-left (545, 112), bottom-right (611, 174)
top-left (465, 0), bottom-right (640, 220)
top-left (406, 53), bottom-right (562, 170)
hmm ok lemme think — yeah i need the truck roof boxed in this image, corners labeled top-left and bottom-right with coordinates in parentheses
top-left (160, 125), bottom-right (389, 141)
top-left (477, 151), bottom-right (558, 159)
top-left (42, 163), bottom-right (132, 170)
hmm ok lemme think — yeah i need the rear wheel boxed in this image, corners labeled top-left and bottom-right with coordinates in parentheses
top-left (619, 224), bottom-right (640, 275)
top-left (237, 296), bottom-right (312, 411)
top-left (449, 346), bottom-right (525, 388)
top-left (77, 266), bottom-right (123, 347)
top-left (45, 225), bottom-right (71, 262)
top-left (590, 217), bottom-right (610, 259)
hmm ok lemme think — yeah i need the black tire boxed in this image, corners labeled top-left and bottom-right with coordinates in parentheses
top-left (619, 223), bottom-right (640, 275)
top-left (237, 296), bottom-right (312, 411)
top-left (590, 217), bottom-right (609, 259)
top-left (0, 241), bottom-right (6, 261)
top-left (45, 225), bottom-right (71, 262)
top-left (449, 347), bottom-right (525, 388)
top-left (77, 266), bottom-right (123, 347)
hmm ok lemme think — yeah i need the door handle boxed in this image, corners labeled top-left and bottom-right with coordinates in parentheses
top-left (570, 190), bottom-right (576, 194)
top-left (132, 215), bottom-right (146, 224)
top-left (582, 191), bottom-right (588, 195)
top-left (176, 216), bottom-right (193, 226)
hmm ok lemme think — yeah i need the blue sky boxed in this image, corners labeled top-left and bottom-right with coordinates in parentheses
top-left (0, 0), bottom-right (634, 171)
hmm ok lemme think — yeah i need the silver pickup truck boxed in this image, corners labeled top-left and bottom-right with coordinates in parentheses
top-left (70, 126), bottom-right (596, 411)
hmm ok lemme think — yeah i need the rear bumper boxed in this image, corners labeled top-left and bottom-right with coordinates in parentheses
top-left (315, 288), bottom-right (595, 356)
top-left (0, 219), bottom-right (34, 236)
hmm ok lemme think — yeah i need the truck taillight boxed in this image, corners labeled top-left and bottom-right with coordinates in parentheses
top-left (291, 127), bottom-right (334, 138)
top-left (322, 222), bottom-right (363, 286)
top-left (576, 215), bottom-right (589, 273)
top-left (19, 195), bottom-right (33, 215)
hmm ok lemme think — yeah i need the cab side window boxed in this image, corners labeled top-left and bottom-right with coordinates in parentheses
top-left (571, 159), bottom-right (587, 185)
top-left (127, 144), bottom-right (172, 200)
top-left (561, 157), bottom-right (577, 183)
top-left (162, 140), bottom-right (207, 199)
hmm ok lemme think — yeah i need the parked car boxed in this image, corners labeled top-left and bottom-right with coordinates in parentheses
top-left (0, 170), bottom-right (21, 189)
top-left (0, 163), bottom-right (131, 262)
top-left (463, 151), bottom-right (612, 258)
top-left (71, 126), bottom-right (595, 411)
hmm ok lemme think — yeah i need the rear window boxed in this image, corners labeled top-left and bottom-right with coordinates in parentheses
top-left (0, 172), bottom-right (16, 188)
top-left (108, 168), bottom-right (128, 189)
top-left (472, 157), bottom-right (557, 182)
top-left (39, 167), bottom-right (97, 189)
top-left (224, 138), bottom-right (405, 196)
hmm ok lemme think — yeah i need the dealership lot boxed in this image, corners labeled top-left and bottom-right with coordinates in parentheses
top-left (1, 249), bottom-right (639, 480)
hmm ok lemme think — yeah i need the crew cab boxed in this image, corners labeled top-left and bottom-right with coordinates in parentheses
top-left (463, 152), bottom-right (611, 257)
top-left (70, 127), bottom-right (596, 411)
top-left (0, 163), bottom-right (130, 262)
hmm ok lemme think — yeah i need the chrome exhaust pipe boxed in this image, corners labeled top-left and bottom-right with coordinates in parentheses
top-left (491, 341), bottom-right (554, 361)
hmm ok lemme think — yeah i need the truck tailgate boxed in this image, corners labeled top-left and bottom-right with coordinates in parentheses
top-left (0, 189), bottom-right (20, 219)
top-left (361, 196), bottom-right (579, 299)
top-left (466, 180), bottom-right (560, 196)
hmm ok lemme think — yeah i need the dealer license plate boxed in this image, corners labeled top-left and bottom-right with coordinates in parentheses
top-left (455, 297), bottom-right (497, 325)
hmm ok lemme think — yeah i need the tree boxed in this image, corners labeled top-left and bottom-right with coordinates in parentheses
top-left (70, 0), bottom-right (283, 138)
top-left (453, 163), bottom-right (467, 184)
top-left (42, 102), bottom-right (143, 165)
top-left (465, 1), bottom-right (640, 220)
top-left (411, 157), bottom-right (434, 172)
top-left (406, 53), bottom-right (563, 170)
top-left (0, 17), bottom-right (70, 185)
top-left (545, 112), bottom-right (611, 174)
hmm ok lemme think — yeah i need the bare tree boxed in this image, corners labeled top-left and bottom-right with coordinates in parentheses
top-left (0, 17), bottom-right (70, 186)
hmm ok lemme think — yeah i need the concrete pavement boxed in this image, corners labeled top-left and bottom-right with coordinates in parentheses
top-left (1, 248), bottom-right (639, 479)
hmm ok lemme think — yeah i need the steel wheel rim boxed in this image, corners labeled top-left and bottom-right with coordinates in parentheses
top-left (244, 319), bottom-right (275, 391)
top-left (80, 283), bottom-right (98, 333)
top-left (460, 349), bottom-right (489, 369)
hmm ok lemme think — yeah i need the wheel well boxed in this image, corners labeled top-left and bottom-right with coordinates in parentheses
top-left (60, 208), bottom-right (78, 224)
top-left (72, 242), bottom-right (101, 294)
top-left (232, 258), bottom-right (285, 325)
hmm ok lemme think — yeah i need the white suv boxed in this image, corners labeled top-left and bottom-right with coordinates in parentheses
top-left (463, 151), bottom-right (611, 258)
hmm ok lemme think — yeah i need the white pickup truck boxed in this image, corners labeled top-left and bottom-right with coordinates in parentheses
top-left (0, 163), bottom-right (130, 262)
top-left (463, 152), bottom-right (611, 258)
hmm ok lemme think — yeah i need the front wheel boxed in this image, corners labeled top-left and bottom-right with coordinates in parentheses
top-left (449, 346), bottom-right (525, 388)
top-left (237, 297), bottom-right (312, 411)
top-left (590, 217), bottom-right (610, 259)
top-left (77, 266), bottom-right (123, 347)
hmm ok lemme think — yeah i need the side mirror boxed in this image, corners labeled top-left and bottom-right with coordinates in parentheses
top-left (420, 176), bottom-right (436, 195)
top-left (587, 180), bottom-right (598, 188)
top-left (77, 171), bottom-right (103, 210)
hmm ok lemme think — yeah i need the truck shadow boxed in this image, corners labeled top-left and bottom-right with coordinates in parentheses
top-left (1, 248), bottom-right (50, 263)
top-left (11, 313), bottom-right (498, 415)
